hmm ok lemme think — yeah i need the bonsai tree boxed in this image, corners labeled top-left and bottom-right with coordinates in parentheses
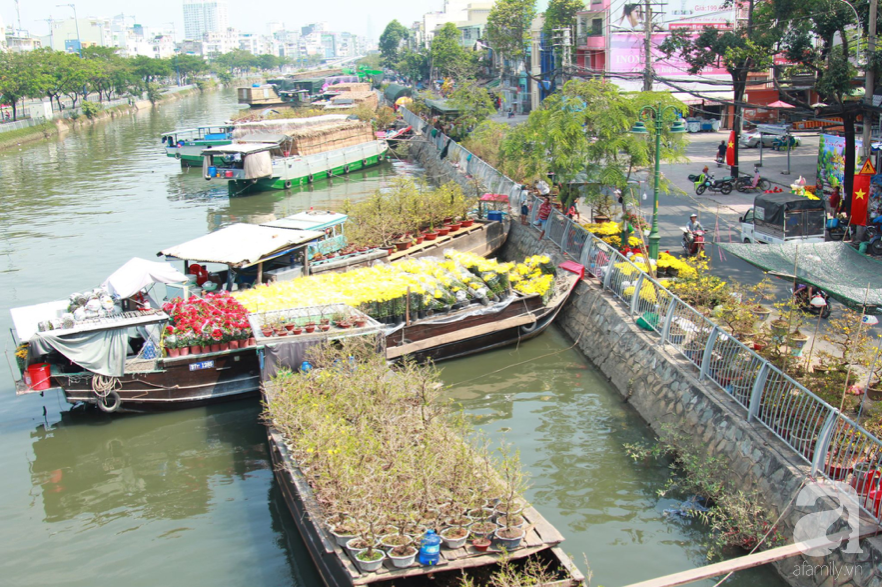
top-left (495, 443), bottom-right (530, 541)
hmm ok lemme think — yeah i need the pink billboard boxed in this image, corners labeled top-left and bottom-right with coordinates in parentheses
top-left (609, 33), bottom-right (730, 77)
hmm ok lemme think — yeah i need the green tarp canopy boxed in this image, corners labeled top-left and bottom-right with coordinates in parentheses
top-left (384, 83), bottom-right (412, 103)
top-left (424, 98), bottom-right (461, 114)
top-left (717, 242), bottom-right (882, 313)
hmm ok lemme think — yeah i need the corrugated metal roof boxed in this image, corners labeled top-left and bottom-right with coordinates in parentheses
top-left (261, 211), bottom-right (347, 231)
top-left (202, 143), bottom-right (275, 155)
top-left (158, 224), bottom-right (325, 268)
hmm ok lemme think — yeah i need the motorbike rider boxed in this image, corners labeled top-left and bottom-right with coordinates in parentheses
top-left (716, 141), bottom-right (727, 164)
top-left (685, 213), bottom-right (704, 244)
top-left (749, 165), bottom-right (761, 189)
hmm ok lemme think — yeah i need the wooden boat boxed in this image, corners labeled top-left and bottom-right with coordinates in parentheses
top-left (266, 426), bottom-right (585, 587)
top-left (385, 261), bottom-right (583, 363)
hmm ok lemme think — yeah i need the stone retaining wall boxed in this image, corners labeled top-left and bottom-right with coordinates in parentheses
top-left (412, 130), bottom-right (882, 587)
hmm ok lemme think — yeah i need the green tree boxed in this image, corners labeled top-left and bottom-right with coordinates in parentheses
top-left (485, 0), bottom-right (537, 72)
top-left (0, 52), bottom-right (41, 120)
top-left (174, 54), bottom-right (208, 83)
top-left (501, 80), bottom-right (688, 213)
top-left (448, 82), bottom-right (496, 138)
top-left (430, 23), bottom-right (476, 79)
top-left (379, 20), bottom-right (410, 67)
top-left (131, 55), bottom-right (172, 85)
top-left (396, 49), bottom-right (429, 82)
top-left (659, 1), bottom-right (779, 176)
top-left (542, 0), bottom-right (584, 39)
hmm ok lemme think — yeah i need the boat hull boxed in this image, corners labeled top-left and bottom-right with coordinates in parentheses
top-left (54, 347), bottom-right (261, 412)
top-left (224, 142), bottom-right (388, 196)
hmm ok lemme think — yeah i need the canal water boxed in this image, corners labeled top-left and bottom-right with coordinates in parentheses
top-left (0, 89), bottom-right (786, 586)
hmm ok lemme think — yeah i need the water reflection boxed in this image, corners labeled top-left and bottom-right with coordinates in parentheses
top-left (30, 402), bottom-right (268, 524)
top-left (442, 326), bottom-right (786, 587)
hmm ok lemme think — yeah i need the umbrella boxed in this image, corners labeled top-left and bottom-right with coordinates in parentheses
top-left (766, 100), bottom-right (795, 108)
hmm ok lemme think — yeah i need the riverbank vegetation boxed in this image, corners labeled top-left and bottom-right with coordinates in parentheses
top-left (0, 46), bottom-right (290, 121)
top-left (264, 341), bottom-right (532, 560)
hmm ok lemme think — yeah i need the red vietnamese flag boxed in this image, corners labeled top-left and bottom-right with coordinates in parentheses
top-left (852, 174), bottom-right (871, 226)
top-left (726, 130), bottom-right (736, 166)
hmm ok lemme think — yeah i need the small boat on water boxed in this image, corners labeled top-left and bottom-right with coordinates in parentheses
top-left (161, 125), bottom-right (236, 167)
top-left (201, 116), bottom-right (388, 196)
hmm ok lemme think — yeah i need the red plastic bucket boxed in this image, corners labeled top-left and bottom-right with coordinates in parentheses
top-left (25, 363), bottom-right (51, 391)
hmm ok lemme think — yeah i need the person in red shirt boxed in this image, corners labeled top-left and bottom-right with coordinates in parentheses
top-left (535, 197), bottom-right (552, 239)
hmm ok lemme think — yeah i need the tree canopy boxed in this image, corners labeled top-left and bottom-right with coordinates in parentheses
top-left (380, 20), bottom-right (410, 67)
top-left (485, 0), bottom-right (537, 69)
top-left (542, 0), bottom-right (584, 39)
top-left (430, 23), bottom-right (477, 78)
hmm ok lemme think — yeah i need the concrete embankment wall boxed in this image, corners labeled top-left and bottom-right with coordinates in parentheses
top-left (412, 130), bottom-right (882, 587)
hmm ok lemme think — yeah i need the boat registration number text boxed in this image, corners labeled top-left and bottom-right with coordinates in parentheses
top-left (189, 360), bottom-right (215, 371)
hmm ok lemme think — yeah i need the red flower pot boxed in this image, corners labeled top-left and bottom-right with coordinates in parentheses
top-left (424, 232), bottom-right (438, 241)
top-left (220, 342), bottom-right (229, 351)
top-left (437, 227), bottom-right (450, 236)
top-left (353, 319), bottom-right (366, 328)
top-left (248, 337), bottom-right (255, 347)
top-left (447, 222), bottom-right (462, 231)
top-left (285, 324), bottom-right (296, 331)
top-left (414, 235), bottom-right (425, 244)
top-left (394, 241), bottom-right (410, 251)
top-left (276, 330), bottom-right (288, 337)
top-left (211, 343), bottom-right (221, 353)
top-left (319, 324), bottom-right (330, 332)
top-left (261, 329), bottom-right (273, 337)
top-left (190, 345), bottom-right (201, 355)
top-left (168, 348), bottom-right (180, 358)
top-left (179, 347), bottom-right (190, 357)
top-left (229, 340), bottom-right (239, 350)
top-left (305, 325), bottom-right (316, 333)
top-left (291, 328), bottom-right (303, 335)
top-left (460, 219), bottom-right (474, 227)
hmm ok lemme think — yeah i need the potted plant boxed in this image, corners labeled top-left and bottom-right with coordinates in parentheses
top-left (328, 519), bottom-right (362, 547)
top-left (387, 541), bottom-right (417, 568)
top-left (165, 336), bottom-right (180, 358)
top-left (471, 537), bottom-right (491, 552)
top-left (304, 320), bottom-right (316, 334)
top-left (493, 445), bottom-right (529, 550)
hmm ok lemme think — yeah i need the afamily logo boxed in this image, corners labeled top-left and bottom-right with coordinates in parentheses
top-left (792, 480), bottom-right (863, 556)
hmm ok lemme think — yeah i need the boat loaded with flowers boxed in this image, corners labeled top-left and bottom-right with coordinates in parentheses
top-left (236, 251), bottom-right (584, 364)
top-left (264, 342), bottom-right (584, 587)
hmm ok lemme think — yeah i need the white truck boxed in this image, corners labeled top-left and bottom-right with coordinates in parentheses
top-left (739, 193), bottom-right (826, 244)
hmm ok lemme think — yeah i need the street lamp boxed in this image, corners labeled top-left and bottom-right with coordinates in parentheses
top-left (629, 103), bottom-right (687, 260)
top-left (56, 3), bottom-right (82, 57)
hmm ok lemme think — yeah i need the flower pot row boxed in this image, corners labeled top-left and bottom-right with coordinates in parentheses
top-left (166, 338), bottom-right (256, 357)
top-left (260, 320), bottom-right (367, 338)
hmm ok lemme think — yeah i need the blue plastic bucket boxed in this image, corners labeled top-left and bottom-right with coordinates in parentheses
top-left (208, 166), bottom-right (217, 177)
top-left (826, 218), bottom-right (839, 228)
top-left (487, 210), bottom-right (503, 222)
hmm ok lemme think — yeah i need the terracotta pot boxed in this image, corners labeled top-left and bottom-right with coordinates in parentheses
top-left (319, 324), bottom-right (331, 332)
top-left (447, 222), bottom-right (462, 231)
top-left (424, 232), bottom-right (438, 241)
top-left (353, 319), bottom-right (366, 328)
top-left (593, 215), bottom-right (611, 224)
top-left (229, 340), bottom-right (239, 350)
top-left (285, 324), bottom-right (296, 331)
top-left (472, 538), bottom-right (491, 552)
top-left (336, 321), bottom-right (351, 329)
top-left (218, 342), bottom-right (228, 351)
top-left (460, 219), bottom-right (474, 227)
top-left (248, 337), bottom-right (255, 347)
top-left (305, 325), bottom-right (316, 333)
top-left (209, 343), bottom-right (220, 353)
top-left (179, 347), bottom-right (190, 357)
top-left (443, 216), bottom-right (454, 224)
top-left (394, 240), bottom-right (410, 251)
top-left (276, 330), bottom-right (288, 337)
top-left (291, 328), bottom-right (303, 335)
top-left (261, 328), bottom-right (273, 337)
top-left (190, 345), bottom-right (201, 355)
top-left (414, 235), bottom-right (425, 244)
top-left (168, 347), bottom-right (180, 358)
top-left (437, 227), bottom-right (450, 237)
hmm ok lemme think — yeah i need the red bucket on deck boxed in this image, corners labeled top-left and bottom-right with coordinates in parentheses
top-left (25, 363), bottom-right (52, 391)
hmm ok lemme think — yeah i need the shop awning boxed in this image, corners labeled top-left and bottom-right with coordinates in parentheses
top-left (158, 224), bottom-right (325, 268)
top-left (717, 242), bottom-right (882, 313)
top-left (425, 99), bottom-right (461, 114)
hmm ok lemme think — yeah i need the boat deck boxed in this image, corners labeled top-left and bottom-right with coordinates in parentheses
top-left (386, 222), bottom-right (488, 262)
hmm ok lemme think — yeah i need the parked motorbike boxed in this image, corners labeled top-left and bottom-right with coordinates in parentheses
top-left (826, 216), bottom-right (847, 241)
top-left (681, 228), bottom-right (706, 257)
top-left (687, 172), bottom-right (734, 195)
top-left (735, 174), bottom-right (772, 193)
top-left (794, 285), bottom-right (832, 319)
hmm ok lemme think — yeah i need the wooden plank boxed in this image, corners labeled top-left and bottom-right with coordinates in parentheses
top-left (524, 506), bottom-right (565, 544)
top-left (385, 314), bottom-right (537, 359)
top-left (550, 546), bottom-right (586, 584)
top-left (387, 224), bottom-right (484, 261)
top-left (621, 528), bottom-right (881, 587)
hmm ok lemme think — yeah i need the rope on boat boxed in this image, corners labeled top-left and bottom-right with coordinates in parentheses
top-left (91, 375), bottom-right (121, 398)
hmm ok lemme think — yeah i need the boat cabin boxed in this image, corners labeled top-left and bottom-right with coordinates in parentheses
top-left (158, 221), bottom-right (337, 291)
top-left (202, 137), bottom-right (283, 181)
top-left (161, 125), bottom-right (236, 148)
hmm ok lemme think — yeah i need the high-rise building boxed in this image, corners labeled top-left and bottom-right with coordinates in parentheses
top-left (183, 0), bottom-right (229, 40)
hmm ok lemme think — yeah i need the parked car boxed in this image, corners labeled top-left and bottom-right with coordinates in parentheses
top-left (739, 130), bottom-right (801, 148)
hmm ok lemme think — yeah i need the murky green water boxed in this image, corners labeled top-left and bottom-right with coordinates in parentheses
top-left (0, 89), bottom-right (787, 587)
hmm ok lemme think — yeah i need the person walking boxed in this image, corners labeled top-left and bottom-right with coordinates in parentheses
top-left (535, 196), bottom-right (552, 240)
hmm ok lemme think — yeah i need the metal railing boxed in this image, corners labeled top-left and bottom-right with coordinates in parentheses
top-left (402, 105), bottom-right (882, 522)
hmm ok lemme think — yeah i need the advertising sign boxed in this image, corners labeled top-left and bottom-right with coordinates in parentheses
top-left (614, 0), bottom-right (735, 31)
top-left (609, 33), bottom-right (730, 77)
top-left (817, 134), bottom-right (863, 189)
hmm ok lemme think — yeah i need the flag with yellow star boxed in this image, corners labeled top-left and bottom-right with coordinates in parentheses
top-left (726, 130), bottom-right (736, 166)
top-left (852, 174), bottom-right (870, 226)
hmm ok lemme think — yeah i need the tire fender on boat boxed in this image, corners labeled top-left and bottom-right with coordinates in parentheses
top-left (519, 320), bottom-right (539, 335)
top-left (97, 390), bottom-right (121, 413)
top-left (362, 159), bottom-right (367, 168)
top-left (307, 174), bottom-right (314, 183)
top-left (284, 180), bottom-right (292, 189)
top-left (174, 152), bottom-right (181, 159)
top-left (344, 164), bottom-right (350, 173)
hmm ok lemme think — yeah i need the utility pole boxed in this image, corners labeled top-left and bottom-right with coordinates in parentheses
top-left (552, 27), bottom-right (572, 84)
top-left (863, 0), bottom-right (878, 159)
top-left (643, 0), bottom-right (654, 91)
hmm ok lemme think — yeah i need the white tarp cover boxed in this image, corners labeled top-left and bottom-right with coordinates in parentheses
top-left (244, 150), bottom-right (273, 179)
top-left (202, 142), bottom-right (275, 155)
top-left (29, 328), bottom-right (128, 377)
top-left (159, 224), bottom-right (326, 268)
top-left (103, 258), bottom-right (188, 299)
top-left (10, 300), bottom-right (69, 341)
